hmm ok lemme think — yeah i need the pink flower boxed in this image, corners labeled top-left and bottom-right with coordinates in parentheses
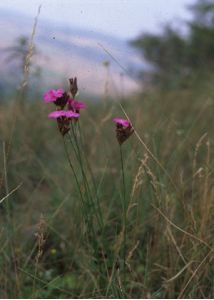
top-left (48, 110), bottom-right (80, 119)
top-left (44, 89), bottom-right (64, 103)
top-left (113, 118), bottom-right (131, 128)
top-left (68, 99), bottom-right (86, 111)
top-left (65, 111), bottom-right (80, 118)
top-left (113, 117), bottom-right (134, 145)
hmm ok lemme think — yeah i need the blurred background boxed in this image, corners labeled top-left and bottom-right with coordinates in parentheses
top-left (0, 0), bottom-right (198, 98)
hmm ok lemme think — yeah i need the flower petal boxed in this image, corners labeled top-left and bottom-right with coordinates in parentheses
top-left (68, 99), bottom-right (86, 110)
top-left (113, 118), bottom-right (130, 128)
top-left (48, 110), bottom-right (67, 118)
top-left (43, 88), bottom-right (64, 103)
top-left (48, 110), bottom-right (80, 119)
top-left (53, 88), bottom-right (64, 98)
top-left (65, 111), bottom-right (80, 118)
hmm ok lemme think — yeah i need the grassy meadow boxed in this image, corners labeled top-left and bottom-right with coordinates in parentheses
top-left (0, 70), bottom-right (214, 298)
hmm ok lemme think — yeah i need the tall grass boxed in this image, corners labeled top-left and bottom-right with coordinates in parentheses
top-left (0, 75), bottom-right (214, 297)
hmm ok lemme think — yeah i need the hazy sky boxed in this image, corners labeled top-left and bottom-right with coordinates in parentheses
top-left (0, 0), bottom-right (195, 39)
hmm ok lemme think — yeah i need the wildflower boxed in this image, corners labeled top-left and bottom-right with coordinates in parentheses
top-left (43, 89), bottom-right (64, 103)
top-left (48, 110), bottom-right (80, 136)
top-left (68, 99), bottom-right (86, 113)
top-left (44, 77), bottom-right (85, 135)
top-left (44, 88), bottom-right (69, 109)
top-left (113, 117), bottom-right (134, 145)
top-left (48, 110), bottom-right (80, 119)
top-left (113, 118), bottom-right (130, 128)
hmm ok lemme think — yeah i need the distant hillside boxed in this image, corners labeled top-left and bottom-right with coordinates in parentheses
top-left (0, 8), bottom-right (145, 97)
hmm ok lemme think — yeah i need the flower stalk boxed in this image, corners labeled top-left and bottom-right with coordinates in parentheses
top-left (113, 117), bottom-right (134, 283)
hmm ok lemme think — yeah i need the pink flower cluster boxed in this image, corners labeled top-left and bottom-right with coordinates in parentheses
top-left (43, 89), bottom-right (86, 120)
top-left (43, 86), bottom-right (86, 135)
top-left (43, 81), bottom-right (133, 144)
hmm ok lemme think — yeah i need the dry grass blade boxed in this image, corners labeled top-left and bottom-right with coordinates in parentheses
top-left (0, 183), bottom-right (23, 205)
top-left (0, 5), bottom-right (42, 196)
top-left (152, 205), bottom-right (213, 252)
top-left (178, 251), bottom-right (212, 298)
top-left (165, 261), bottom-right (193, 283)
top-left (130, 154), bottom-right (148, 200)
top-left (166, 226), bottom-right (186, 264)
top-left (20, 4), bottom-right (42, 90)
top-left (3, 141), bottom-right (9, 196)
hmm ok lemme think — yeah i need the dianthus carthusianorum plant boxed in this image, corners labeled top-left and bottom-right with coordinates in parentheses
top-left (43, 77), bottom-right (134, 296)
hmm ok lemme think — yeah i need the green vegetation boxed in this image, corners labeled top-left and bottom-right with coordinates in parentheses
top-left (0, 0), bottom-right (214, 298)
top-left (131, 0), bottom-right (214, 89)
top-left (0, 78), bottom-right (213, 298)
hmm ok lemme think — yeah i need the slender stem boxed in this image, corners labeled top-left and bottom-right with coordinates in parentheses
top-left (63, 137), bottom-right (82, 200)
top-left (70, 125), bottom-right (94, 210)
top-left (120, 145), bottom-right (126, 275)
top-left (3, 141), bottom-right (21, 296)
top-left (70, 123), bottom-right (103, 229)
top-left (77, 122), bottom-right (104, 227)
top-left (77, 122), bottom-right (97, 192)
top-left (3, 142), bottom-right (10, 223)
top-left (67, 127), bottom-right (101, 256)
top-left (63, 137), bottom-right (89, 225)
top-left (69, 123), bottom-right (107, 282)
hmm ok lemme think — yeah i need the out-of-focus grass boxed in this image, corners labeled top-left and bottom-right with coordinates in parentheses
top-left (0, 76), bottom-right (214, 298)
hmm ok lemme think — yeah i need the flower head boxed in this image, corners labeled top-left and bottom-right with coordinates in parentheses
top-left (113, 118), bottom-right (130, 128)
top-left (48, 110), bottom-right (80, 136)
top-left (48, 110), bottom-right (80, 119)
top-left (44, 78), bottom-right (85, 136)
top-left (113, 117), bottom-right (134, 145)
top-left (68, 99), bottom-right (86, 112)
top-left (44, 89), bottom-right (64, 103)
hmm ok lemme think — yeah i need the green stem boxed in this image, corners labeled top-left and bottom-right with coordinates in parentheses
top-left (120, 145), bottom-right (126, 276)
top-left (63, 137), bottom-right (90, 226)
top-left (68, 125), bottom-right (101, 258)
top-left (70, 123), bottom-right (103, 229)
top-left (77, 122), bottom-right (104, 227)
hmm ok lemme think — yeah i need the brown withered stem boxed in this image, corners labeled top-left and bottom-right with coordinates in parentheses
top-left (116, 124), bottom-right (134, 145)
top-left (69, 77), bottom-right (78, 98)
